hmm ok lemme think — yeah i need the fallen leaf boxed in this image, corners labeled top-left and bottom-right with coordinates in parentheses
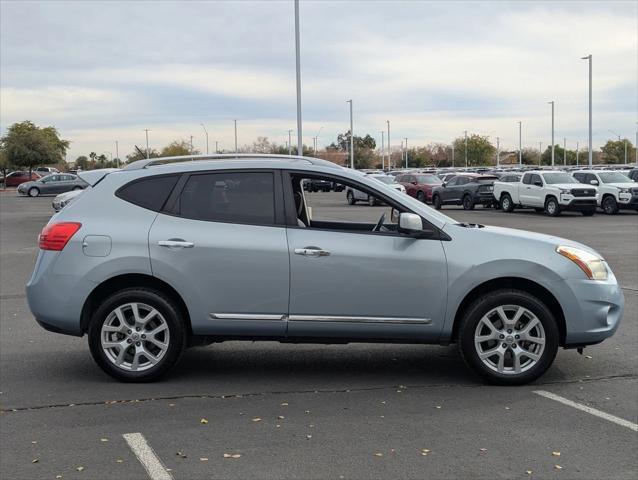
top-left (281, 402), bottom-right (289, 406)
top-left (277, 415), bottom-right (285, 419)
top-left (585, 355), bottom-right (592, 359)
top-left (422, 449), bottom-right (431, 453)
top-left (435, 406), bottom-right (442, 409)
top-left (374, 453), bottom-right (383, 457)
top-left (555, 465), bottom-right (563, 470)
top-left (176, 452), bottom-right (187, 459)
top-left (505, 407), bottom-right (511, 410)
top-left (552, 451), bottom-right (561, 457)
top-left (232, 454), bottom-right (242, 459)
top-left (305, 410), bottom-right (311, 414)
top-left (76, 466), bottom-right (84, 472)
top-left (252, 417), bottom-right (262, 422)
top-left (116, 459), bottom-right (123, 464)
top-left (200, 458), bottom-right (208, 462)
top-left (276, 424), bottom-right (281, 428)
top-left (306, 435), bottom-right (312, 439)
top-left (479, 448), bottom-right (487, 452)
top-left (31, 441), bottom-right (37, 444)
top-left (100, 438), bottom-right (109, 442)
top-left (200, 418), bottom-right (209, 424)
top-left (32, 459), bottom-right (39, 463)
top-left (56, 476), bottom-right (63, 479)
top-left (525, 470), bottom-right (532, 475)
top-left (421, 452), bottom-right (428, 456)
top-left (223, 454), bottom-right (231, 458)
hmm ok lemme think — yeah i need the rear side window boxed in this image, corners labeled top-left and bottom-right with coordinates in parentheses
top-left (522, 173), bottom-right (532, 185)
top-left (117, 174), bottom-right (180, 212)
top-left (177, 172), bottom-right (275, 225)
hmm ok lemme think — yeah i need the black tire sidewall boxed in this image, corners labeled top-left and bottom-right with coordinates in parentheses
top-left (433, 195), bottom-right (441, 209)
top-left (501, 194), bottom-right (513, 212)
top-left (463, 195), bottom-right (474, 210)
top-left (88, 288), bottom-right (186, 382)
top-left (458, 289), bottom-right (559, 385)
top-left (545, 197), bottom-right (560, 216)
top-left (417, 191), bottom-right (425, 202)
top-left (602, 196), bottom-right (618, 214)
top-left (29, 187), bottom-right (39, 197)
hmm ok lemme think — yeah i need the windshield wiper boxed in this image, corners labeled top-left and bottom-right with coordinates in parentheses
top-left (456, 222), bottom-right (484, 228)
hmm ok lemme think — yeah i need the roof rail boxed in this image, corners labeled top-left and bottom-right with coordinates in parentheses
top-left (123, 153), bottom-right (342, 171)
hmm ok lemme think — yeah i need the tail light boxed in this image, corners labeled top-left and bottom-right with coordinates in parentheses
top-left (39, 222), bottom-right (82, 251)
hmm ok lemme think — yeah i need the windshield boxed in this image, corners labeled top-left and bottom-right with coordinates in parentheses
top-left (477, 177), bottom-right (498, 184)
top-left (598, 172), bottom-right (631, 184)
top-left (371, 175), bottom-right (396, 184)
top-left (542, 173), bottom-right (579, 184)
top-left (416, 175), bottom-right (440, 184)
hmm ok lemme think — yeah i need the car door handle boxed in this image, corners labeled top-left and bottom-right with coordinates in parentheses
top-left (294, 246), bottom-right (330, 257)
top-left (158, 239), bottom-right (194, 248)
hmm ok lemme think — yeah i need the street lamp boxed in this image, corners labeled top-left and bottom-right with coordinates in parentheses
top-left (581, 54), bottom-right (592, 167)
top-left (380, 131), bottom-right (385, 170)
top-left (144, 129), bottom-right (150, 159)
top-left (386, 120), bottom-right (391, 169)
top-left (234, 120), bottom-right (238, 153)
top-left (347, 100), bottom-right (353, 169)
top-left (464, 130), bottom-right (468, 167)
top-left (538, 142), bottom-right (542, 166)
top-left (200, 124), bottom-right (209, 154)
top-left (404, 138), bottom-right (408, 168)
top-left (288, 129), bottom-right (293, 156)
top-left (517, 121), bottom-right (522, 167)
top-left (548, 101), bottom-right (555, 166)
top-left (563, 137), bottom-right (567, 165)
top-left (115, 140), bottom-right (119, 168)
top-left (496, 137), bottom-right (500, 167)
top-left (294, 0), bottom-right (303, 156)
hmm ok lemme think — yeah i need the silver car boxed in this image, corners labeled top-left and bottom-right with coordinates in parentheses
top-left (26, 155), bottom-right (624, 384)
top-left (347, 174), bottom-right (406, 205)
top-left (18, 173), bottom-right (88, 197)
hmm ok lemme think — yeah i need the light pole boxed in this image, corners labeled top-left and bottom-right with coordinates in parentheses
top-left (215, 141), bottom-right (219, 154)
top-left (294, 0), bottom-right (303, 156)
top-left (563, 137), bottom-right (567, 165)
top-left (608, 130), bottom-right (621, 141)
top-left (451, 144), bottom-right (455, 167)
top-left (380, 131), bottom-right (385, 170)
top-left (464, 130), bottom-right (468, 167)
top-left (313, 126), bottom-right (323, 156)
top-left (576, 141), bottom-right (579, 166)
top-left (539, 142), bottom-right (542, 166)
top-left (190, 135), bottom-right (194, 155)
top-left (347, 100), bottom-right (353, 169)
top-left (624, 139), bottom-right (628, 165)
top-left (144, 129), bottom-right (150, 159)
top-left (404, 138), bottom-right (408, 168)
top-left (581, 54), bottom-right (592, 167)
top-left (517, 121), bottom-right (522, 166)
top-left (115, 140), bottom-right (119, 168)
top-left (496, 137), bottom-right (500, 167)
top-left (200, 124), bottom-right (209, 154)
top-left (287, 129), bottom-right (293, 156)
top-left (548, 101), bottom-right (555, 166)
top-left (386, 120), bottom-right (391, 169)
top-left (234, 120), bottom-right (238, 153)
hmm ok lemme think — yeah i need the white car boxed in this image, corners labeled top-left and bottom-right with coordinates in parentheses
top-left (52, 189), bottom-right (84, 211)
top-left (572, 170), bottom-right (638, 214)
top-left (346, 174), bottom-right (406, 206)
top-left (493, 171), bottom-right (598, 216)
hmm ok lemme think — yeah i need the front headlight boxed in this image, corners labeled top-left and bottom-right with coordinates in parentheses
top-left (618, 188), bottom-right (630, 194)
top-left (559, 188), bottom-right (571, 194)
top-left (556, 245), bottom-right (608, 281)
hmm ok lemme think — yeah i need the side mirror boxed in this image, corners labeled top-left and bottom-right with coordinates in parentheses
top-left (534, 181), bottom-right (543, 187)
top-left (411, 181), bottom-right (417, 185)
top-left (589, 179), bottom-right (599, 185)
top-left (442, 182), bottom-right (447, 188)
top-left (398, 213), bottom-right (423, 234)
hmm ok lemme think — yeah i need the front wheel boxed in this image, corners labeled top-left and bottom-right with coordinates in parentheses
top-left (545, 197), bottom-right (561, 216)
top-left (416, 191), bottom-right (426, 203)
top-left (458, 289), bottom-right (559, 385)
top-left (433, 194), bottom-right (442, 210)
top-left (28, 187), bottom-right (40, 197)
top-left (462, 194), bottom-right (475, 210)
top-left (346, 191), bottom-right (356, 205)
top-left (88, 288), bottom-right (186, 382)
top-left (602, 196), bottom-right (619, 215)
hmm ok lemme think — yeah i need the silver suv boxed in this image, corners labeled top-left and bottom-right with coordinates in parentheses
top-left (26, 155), bottom-right (624, 384)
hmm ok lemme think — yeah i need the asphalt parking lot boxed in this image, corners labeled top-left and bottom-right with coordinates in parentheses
top-left (1, 191), bottom-right (636, 480)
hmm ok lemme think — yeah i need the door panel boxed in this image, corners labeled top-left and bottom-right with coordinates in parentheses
top-left (149, 215), bottom-right (289, 336)
top-left (286, 228), bottom-right (448, 341)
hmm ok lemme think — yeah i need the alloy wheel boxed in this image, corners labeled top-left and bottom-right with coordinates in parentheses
top-left (473, 305), bottom-right (545, 375)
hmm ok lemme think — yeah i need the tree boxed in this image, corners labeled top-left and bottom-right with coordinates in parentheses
top-left (75, 155), bottom-right (89, 170)
top-left (0, 149), bottom-right (10, 188)
top-left (160, 140), bottom-right (199, 157)
top-left (127, 146), bottom-right (159, 163)
top-left (601, 139), bottom-right (635, 164)
top-left (0, 121), bottom-right (69, 175)
top-left (331, 131), bottom-right (377, 169)
top-left (452, 134), bottom-right (495, 166)
top-left (251, 136), bottom-right (272, 154)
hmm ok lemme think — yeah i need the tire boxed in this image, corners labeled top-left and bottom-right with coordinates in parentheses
top-left (28, 187), bottom-right (40, 197)
top-left (544, 197), bottom-right (561, 216)
top-left (581, 208), bottom-right (596, 216)
top-left (416, 191), bottom-right (426, 203)
top-left (601, 195), bottom-right (619, 215)
top-left (433, 194), bottom-right (442, 210)
top-left (500, 194), bottom-right (514, 213)
top-left (368, 195), bottom-right (377, 206)
top-left (88, 288), bottom-right (187, 382)
top-left (457, 289), bottom-right (559, 385)
top-left (346, 191), bottom-right (356, 205)
top-left (462, 194), bottom-right (475, 210)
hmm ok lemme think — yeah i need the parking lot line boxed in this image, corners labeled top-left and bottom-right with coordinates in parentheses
top-left (123, 432), bottom-right (174, 480)
top-left (534, 390), bottom-right (638, 432)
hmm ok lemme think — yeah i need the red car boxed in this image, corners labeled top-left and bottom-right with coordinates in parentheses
top-left (396, 173), bottom-right (442, 203)
top-left (2, 171), bottom-right (41, 187)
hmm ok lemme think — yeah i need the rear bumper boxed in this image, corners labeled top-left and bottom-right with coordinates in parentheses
top-left (472, 192), bottom-right (496, 204)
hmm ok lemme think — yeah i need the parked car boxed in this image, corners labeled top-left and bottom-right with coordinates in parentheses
top-left (431, 174), bottom-right (498, 210)
top-left (3, 171), bottom-right (41, 187)
top-left (52, 189), bottom-right (84, 211)
top-left (18, 173), bottom-right (88, 197)
top-left (572, 170), bottom-right (638, 214)
top-left (303, 178), bottom-right (333, 192)
top-left (26, 155), bottom-right (624, 385)
top-left (494, 171), bottom-right (597, 216)
top-left (35, 166), bottom-right (60, 174)
top-left (627, 168), bottom-right (638, 182)
top-left (51, 169), bottom-right (118, 210)
top-left (396, 173), bottom-right (442, 203)
top-left (346, 174), bottom-right (405, 205)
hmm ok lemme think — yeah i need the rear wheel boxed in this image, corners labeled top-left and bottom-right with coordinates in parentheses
top-left (433, 194), bottom-right (442, 210)
top-left (545, 197), bottom-right (561, 216)
top-left (28, 187), bottom-right (39, 197)
top-left (88, 288), bottom-right (186, 382)
top-left (416, 191), bottom-right (425, 203)
top-left (346, 191), bottom-right (356, 205)
top-left (602, 195), bottom-right (619, 215)
top-left (462, 194), bottom-right (475, 210)
top-left (458, 289), bottom-right (559, 385)
top-left (500, 194), bottom-right (514, 212)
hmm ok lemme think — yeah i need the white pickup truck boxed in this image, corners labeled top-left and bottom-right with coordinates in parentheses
top-left (572, 170), bottom-right (638, 214)
top-left (493, 171), bottom-right (598, 216)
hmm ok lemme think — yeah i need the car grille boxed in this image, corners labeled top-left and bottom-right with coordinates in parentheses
top-left (478, 185), bottom-right (494, 193)
top-left (571, 188), bottom-right (595, 197)
top-left (632, 188), bottom-right (638, 195)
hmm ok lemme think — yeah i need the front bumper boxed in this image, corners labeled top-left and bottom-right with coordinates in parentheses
top-left (618, 194), bottom-right (638, 209)
top-left (559, 197), bottom-right (597, 211)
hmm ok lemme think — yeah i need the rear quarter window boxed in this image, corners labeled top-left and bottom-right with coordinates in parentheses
top-left (116, 174), bottom-right (180, 212)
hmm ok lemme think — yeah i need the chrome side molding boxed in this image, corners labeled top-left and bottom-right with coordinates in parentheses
top-left (210, 313), bottom-right (287, 321)
top-left (288, 315), bottom-right (431, 325)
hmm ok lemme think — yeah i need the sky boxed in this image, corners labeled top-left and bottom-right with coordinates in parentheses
top-left (1, 0), bottom-right (636, 161)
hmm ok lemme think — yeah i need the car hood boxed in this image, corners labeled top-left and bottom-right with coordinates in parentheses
top-left (604, 182), bottom-right (636, 189)
top-left (550, 183), bottom-right (594, 190)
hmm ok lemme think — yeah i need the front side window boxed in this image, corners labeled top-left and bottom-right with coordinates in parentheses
top-left (416, 175), bottom-right (439, 184)
top-left (530, 174), bottom-right (543, 185)
top-left (177, 172), bottom-right (275, 224)
top-left (447, 176), bottom-right (459, 186)
top-left (522, 173), bottom-right (532, 185)
top-left (573, 173), bottom-right (585, 183)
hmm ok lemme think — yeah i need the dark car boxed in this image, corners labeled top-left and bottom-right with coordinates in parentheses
top-left (303, 178), bottom-right (333, 192)
top-left (499, 173), bottom-right (523, 183)
top-left (432, 174), bottom-right (498, 210)
top-left (628, 168), bottom-right (638, 182)
top-left (2, 171), bottom-right (41, 187)
top-left (396, 173), bottom-right (442, 203)
top-left (17, 173), bottom-right (88, 197)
